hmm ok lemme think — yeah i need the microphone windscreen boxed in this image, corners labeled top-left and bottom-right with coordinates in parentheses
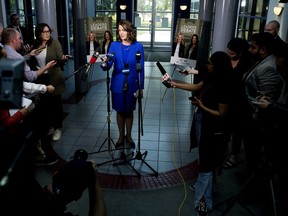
top-left (89, 52), bottom-right (99, 64)
top-left (136, 51), bottom-right (141, 61)
top-left (156, 61), bottom-right (167, 76)
top-left (106, 52), bottom-right (115, 61)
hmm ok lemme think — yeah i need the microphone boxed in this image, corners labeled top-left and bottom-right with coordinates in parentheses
top-left (66, 55), bottom-right (75, 60)
top-left (82, 49), bottom-right (100, 80)
top-left (136, 51), bottom-right (141, 72)
top-left (101, 52), bottom-right (115, 70)
top-left (156, 61), bottom-right (171, 88)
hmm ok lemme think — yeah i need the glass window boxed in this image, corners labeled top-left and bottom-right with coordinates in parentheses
top-left (190, 0), bottom-right (200, 20)
top-left (237, 0), bottom-right (268, 41)
top-left (95, 0), bottom-right (117, 40)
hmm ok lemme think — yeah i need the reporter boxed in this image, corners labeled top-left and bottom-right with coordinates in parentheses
top-left (30, 23), bottom-right (68, 142)
top-left (170, 51), bottom-right (234, 215)
top-left (42, 158), bottom-right (107, 216)
top-left (2, 28), bottom-right (57, 82)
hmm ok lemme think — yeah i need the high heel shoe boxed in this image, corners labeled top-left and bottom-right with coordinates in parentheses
top-left (125, 136), bottom-right (135, 149)
top-left (115, 137), bottom-right (124, 149)
top-left (115, 142), bottom-right (124, 149)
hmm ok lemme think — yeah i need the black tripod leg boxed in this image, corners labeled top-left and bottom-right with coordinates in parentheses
top-left (215, 173), bottom-right (257, 216)
top-left (268, 178), bottom-right (278, 216)
top-left (129, 150), bottom-right (159, 177)
top-left (128, 66), bottom-right (159, 177)
top-left (113, 151), bottom-right (141, 178)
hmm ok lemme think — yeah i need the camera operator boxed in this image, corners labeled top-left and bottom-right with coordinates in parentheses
top-left (0, 151), bottom-right (107, 216)
top-left (41, 157), bottom-right (107, 216)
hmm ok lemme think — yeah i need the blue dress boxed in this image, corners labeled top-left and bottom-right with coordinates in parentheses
top-left (107, 41), bottom-right (145, 112)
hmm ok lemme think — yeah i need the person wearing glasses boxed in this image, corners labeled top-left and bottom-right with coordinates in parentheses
top-left (29, 23), bottom-right (70, 142)
top-left (2, 28), bottom-right (56, 82)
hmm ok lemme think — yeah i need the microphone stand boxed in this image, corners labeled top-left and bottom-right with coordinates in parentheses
top-left (25, 63), bottom-right (91, 100)
top-left (87, 66), bottom-right (123, 176)
top-left (128, 59), bottom-right (158, 177)
top-left (112, 72), bottom-right (141, 178)
top-left (54, 63), bottom-right (88, 88)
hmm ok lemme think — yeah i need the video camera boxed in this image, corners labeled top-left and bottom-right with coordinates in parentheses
top-left (0, 59), bottom-right (24, 109)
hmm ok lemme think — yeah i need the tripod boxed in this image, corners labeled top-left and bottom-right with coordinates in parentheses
top-left (128, 58), bottom-right (158, 177)
top-left (90, 67), bottom-right (121, 170)
top-left (112, 72), bottom-right (142, 178)
top-left (214, 162), bottom-right (278, 216)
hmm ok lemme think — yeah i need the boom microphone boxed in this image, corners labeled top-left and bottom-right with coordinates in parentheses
top-left (156, 61), bottom-right (171, 88)
top-left (82, 49), bottom-right (100, 80)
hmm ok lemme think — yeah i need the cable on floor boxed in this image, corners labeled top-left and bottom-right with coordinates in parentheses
top-left (170, 87), bottom-right (188, 216)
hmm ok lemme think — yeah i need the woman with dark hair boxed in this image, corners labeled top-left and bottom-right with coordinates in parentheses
top-left (185, 34), bottom-right (199, 60)
top-left (223, 37), bottom-right (254, 169)
top-left (30, 23), bottom-right (69, 142)
top-left (101, 30), bottom-right (113, 54)
top-left (103, 20), bottom-right (145, 148)
top-left (170, 51), bottom-right (234, 215)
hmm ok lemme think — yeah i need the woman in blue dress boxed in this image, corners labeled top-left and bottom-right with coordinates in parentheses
top-left (105, 20), bottom-right (144, 148)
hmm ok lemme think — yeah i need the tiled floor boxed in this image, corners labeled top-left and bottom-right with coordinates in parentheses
top-left (35, 54), bottom-right (266, 216)
top-left (48, 58), bottom-right (200, 189)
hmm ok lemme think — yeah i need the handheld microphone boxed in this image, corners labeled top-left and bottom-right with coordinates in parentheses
top-left (82, 49), bottom-right (100, 80)
top-left (101, 52), bottom-right (115, 70)
top-left (136, 51), bottom-right (141, 72)
top-left (66, 55), bottom-right (75, 60)
top-left (156, 61), bottom-right (171, 88)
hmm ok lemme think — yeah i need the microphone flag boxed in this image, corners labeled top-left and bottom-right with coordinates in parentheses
top-left (82, 49), bottom-right (100, 80)
top-left (156, 61), bottom-right (171, 88)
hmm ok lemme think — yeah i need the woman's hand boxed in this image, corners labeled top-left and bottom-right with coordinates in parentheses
top-left (135, 89), bottom-right (143, 99)
top-left (30, 47), bottom-right (45, 56)
top-left (191, 96), bottom-right (203, 108)
top-left (187, 68), bottom-right (199, 75)
top-left (170, 80), bottom-right (177, 88)
top-left (62, 55), bottom-right (70, 61)
top-left (45, 60), bottom-right (57, 69)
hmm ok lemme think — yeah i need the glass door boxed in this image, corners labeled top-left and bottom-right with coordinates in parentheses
top-left (134, 0), bottom-right (173, 50)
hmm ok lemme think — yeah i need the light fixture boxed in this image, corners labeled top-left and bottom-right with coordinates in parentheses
top-left (120, 5), bottom-right (127, 10)
top-left (180, 5), bottom-right (187, 11)
top-left (273, 6), bottom-right (283, 16)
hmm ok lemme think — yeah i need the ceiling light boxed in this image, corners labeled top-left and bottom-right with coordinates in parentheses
top-left (120, 5), bottom-right (127, 10)
top-left (180, 5), bottom-right (187, 11)
top-left (274, 6), bottom-right (283, 16)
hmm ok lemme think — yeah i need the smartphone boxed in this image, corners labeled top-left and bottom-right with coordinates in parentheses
top-left (35, 46), bottom-right (46, 53)
top-left (176, 68), bottom-right (188, 76)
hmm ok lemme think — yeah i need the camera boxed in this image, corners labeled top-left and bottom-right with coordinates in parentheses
top-left (73, 149), bottom-right (88, 161)
top-left (0, 59), bottom-right (24, 109)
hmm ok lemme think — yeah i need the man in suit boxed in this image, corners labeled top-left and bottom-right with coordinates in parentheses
top-left (239, 32), bottom-right (284, 208)
top-left (264, 20), bottom-right (288, 52)
top-left (8, 14), bottom-right (34, 53)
